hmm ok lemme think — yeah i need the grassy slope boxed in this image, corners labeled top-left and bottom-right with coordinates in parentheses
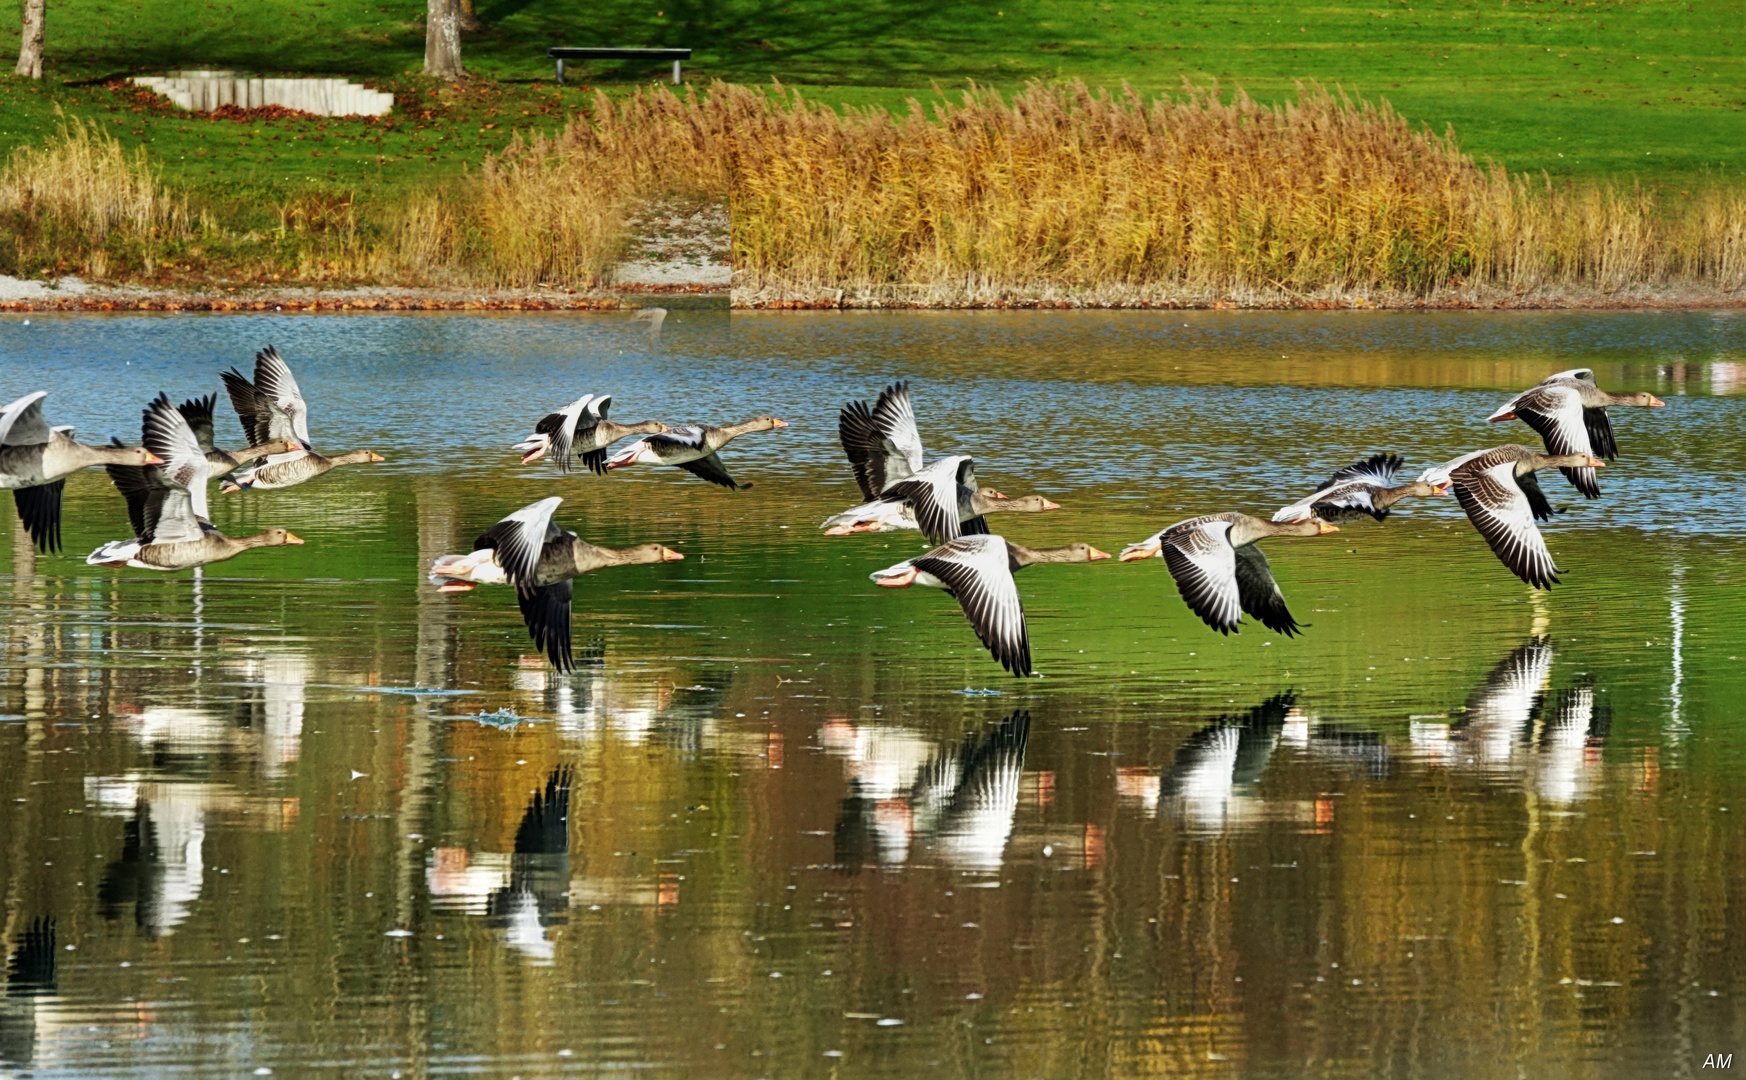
top-left (0, 0), bottom-right (1739, 207)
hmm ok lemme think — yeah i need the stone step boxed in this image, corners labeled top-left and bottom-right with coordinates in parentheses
top-left (130, 72), bottom-right (393, 117)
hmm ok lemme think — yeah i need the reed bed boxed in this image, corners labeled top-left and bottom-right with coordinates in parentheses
top-left (2, 82), bottom-right (1741, 301)
top-left (0, 114), bottom-right (189, 278)
top-left (728, 80), bottom-right (1746, 304)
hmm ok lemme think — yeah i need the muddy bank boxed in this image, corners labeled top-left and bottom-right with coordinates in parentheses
top-left (731, 280), bottom-right (1746, 311)
top-left (0, 278), bottom-right (726, 313)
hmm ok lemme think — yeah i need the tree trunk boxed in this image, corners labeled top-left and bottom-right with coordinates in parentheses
top-left (457, 0), bottom-right (483, 33)
top-left (15, 0), bottom-right (46, 79)
top-left (423, 0), bottom-right (464, 79)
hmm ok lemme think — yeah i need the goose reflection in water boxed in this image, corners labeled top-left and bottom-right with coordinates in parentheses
top-left (1117, 693), bottom-right (1381, 829)
top-left (427, 768), bottom-right (583, 963)
top-left (1412, 638), bottom-right (1611, 803)
top-left (0, 917), bottom-right (55, 1071)
top-left (85, 780), bottom-right (296, 938)
top-left (1144, 693), bottom-right (1292, 829)
top-left (826, 711), bottom-right (1031, 873)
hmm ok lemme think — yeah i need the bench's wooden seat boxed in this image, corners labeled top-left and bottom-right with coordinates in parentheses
top-left (546, 47), bottom-right (692, 85)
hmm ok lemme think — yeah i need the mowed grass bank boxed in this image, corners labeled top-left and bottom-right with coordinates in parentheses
top-left (560, 0), bottom-right (1746, 181)
top-left (730, 81), bottom-right (1746, 305)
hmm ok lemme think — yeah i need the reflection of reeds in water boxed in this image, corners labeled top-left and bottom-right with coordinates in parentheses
top-left (729, 80), bottom-right (1746, 304)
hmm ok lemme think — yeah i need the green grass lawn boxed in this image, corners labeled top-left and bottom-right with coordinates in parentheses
top-left (0, 0), bottom-right (1741, 277)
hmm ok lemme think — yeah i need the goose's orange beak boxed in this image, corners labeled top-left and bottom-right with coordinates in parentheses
top-left (1119, 541), bottom-right (1161, 562)
top-left (1040, 499), bottom-right (1060, 511)
top-left (661, 547), bottom-right (685, 561)
top-left (1087, 547), bottom-right (1110, 561)
top-left (143, 452), bottom-right (165, 465)
top-left (771, 419), bottom-right (789, 428)
top-left (1587, 457), bottom-right (1607, 467)
top-left (1490, 411), bottom-right (1517, 422)
top-left (284, 532), bottom-right (305, 545)
top-left (1432, 483), bottom-right (1451, 495)
top-left (368, 452), bottom-right (386, 462)
top-left (1318, 521), bottom-right (1341, 534)
top-left (1648, 396), bottom-right (1666, 407)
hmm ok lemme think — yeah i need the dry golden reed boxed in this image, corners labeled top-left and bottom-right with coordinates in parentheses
top-left (0, 113), bottom-right (189, 276)
top-left (726, 80), bottom-right (1746, 303)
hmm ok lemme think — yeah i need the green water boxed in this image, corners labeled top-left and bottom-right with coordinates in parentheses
top-left (1, 308), bottom-right (1744, 1077)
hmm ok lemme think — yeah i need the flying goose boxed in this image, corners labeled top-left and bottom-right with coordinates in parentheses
top-left (174, 394), bottom-right (297, 475)
top-left (822, 490), bottom-right (1057, 535)
top-left (1119, 513), bottom-right (1340, 637)
top-left (1434, 445), bottom-right (1605, 588)
top-left (219, 345), bottom-right (385, 492)
top-left (870, 534), bottom-right (1110, 676)
top-left (0, 391), bottom-right (162, 554)
top-left (1272, 452), bottom-right (1448, 524)
top-left (512, 394), bottom-right (667, 474)
top-left (429, 496), bottom-right (684, 671)
top-left (604, 416), bottom-right (788, 490)
top-left (831, 381), bottom-right (1057, 542)
top-left (86, 394), bottom-right (304, 571)
top-left (1487, 368), bottom-right (1663, 498)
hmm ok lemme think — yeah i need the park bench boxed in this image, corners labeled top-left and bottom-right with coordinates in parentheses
top-left (546, 47), bottom-right (692, 86)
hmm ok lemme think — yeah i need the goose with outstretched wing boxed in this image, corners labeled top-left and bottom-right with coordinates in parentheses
top-left (605, 416), bottom-right (787, 490)
top-left (1120, 513), bottom-right (1339, 637)
top-left (1487, 368), bottom-right (1663, 498)
top-left (1273, 452), bottom-right (1448, 523)
top-left (87, 394), bottom-right (302, 571)
top-left (0, 391), bottom-right (161, 554)
top-left (871, 534), bottom-right (1109, 676)
top-left (513, 393), bottom-right (667, 474)
top-left (1440, 445), bottom-right (1605, 588)
top-left (219, 346), bottom-right (384, 491)
top-left (430, 496), bottom-right (684, 671)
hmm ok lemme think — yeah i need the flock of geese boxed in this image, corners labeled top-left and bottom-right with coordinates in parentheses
top-left (1, 353), bottom-right (1662, 680)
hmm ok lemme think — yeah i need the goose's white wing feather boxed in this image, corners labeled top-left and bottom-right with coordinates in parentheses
top-left (908, 533), bottom-right (1031, 676)
top-left (255, 345), bottom-right (312, 446)
top-left (0, 392), bottom-right (50, 447)
top-left (478, 496), bottom-right (563, 588)
top-left (142, 397), bottom-right (212, 544)
top-left (1452, 457), bottom-right (1560, 588)
top-left (1159, 517), bottom-right (1242, 634)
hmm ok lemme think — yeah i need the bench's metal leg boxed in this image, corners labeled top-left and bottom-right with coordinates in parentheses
top-left (673, 59), bottom-right (682, 85)
top-left (556, 58), bottom-right (565, 85)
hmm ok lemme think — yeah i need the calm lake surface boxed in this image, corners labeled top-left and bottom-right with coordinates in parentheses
top-left (2, 308), bottom-right (1744, 1078)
